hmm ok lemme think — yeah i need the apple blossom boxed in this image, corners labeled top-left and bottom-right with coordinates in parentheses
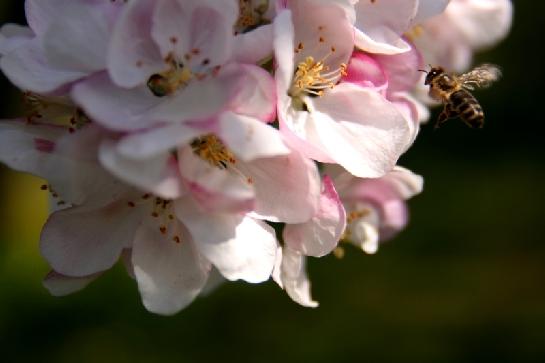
top-left (327, 165), bottom-right (423, 254)
top-left (0, 0), bottom-right (513, 314)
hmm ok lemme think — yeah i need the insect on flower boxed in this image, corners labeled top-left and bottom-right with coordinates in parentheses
top-left (420, 64), bottom-right (502, 129)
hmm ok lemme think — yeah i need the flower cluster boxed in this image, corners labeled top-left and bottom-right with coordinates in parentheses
top-left (0, 0), bottom-right (512, 314)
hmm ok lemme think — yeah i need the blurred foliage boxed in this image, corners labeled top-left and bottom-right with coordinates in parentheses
top-left (1, 1), bottom-right (545, 362)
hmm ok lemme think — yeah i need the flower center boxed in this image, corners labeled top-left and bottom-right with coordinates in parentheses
top-left (404, 25), bottom-right (424, 42)
top-left (235, 0), bottom-right (270, 34)
top-left (23, 92), bottom-right (89, 133)
top-left (191, 134), bottom-right (237, 169)
top-left (147, 56), bottom-right (193, 97)
top-left (288, 53), bottom-right (347, 100)
top-left (342, 206), bottom-right (380, 254)
top-left (191, 134), bottom-right (254, 184)
top-left (127, 194), bottom-right (183, 244)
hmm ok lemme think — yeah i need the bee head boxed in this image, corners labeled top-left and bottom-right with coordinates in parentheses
top-left (420, 66), bottom-right (445, 85)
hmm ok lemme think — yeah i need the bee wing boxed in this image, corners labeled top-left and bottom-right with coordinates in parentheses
top-left (459, 64), bottom-right (502, 90)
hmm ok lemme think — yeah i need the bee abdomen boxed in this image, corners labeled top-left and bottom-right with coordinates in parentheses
top-left (451, 90), bottom-right (484, 128)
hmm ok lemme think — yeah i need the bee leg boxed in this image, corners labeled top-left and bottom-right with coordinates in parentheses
top-left (434, 104), bottom-right (455, 129)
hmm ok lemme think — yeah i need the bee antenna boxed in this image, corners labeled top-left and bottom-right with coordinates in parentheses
top-left (418, 69), bottom-right (428, 74)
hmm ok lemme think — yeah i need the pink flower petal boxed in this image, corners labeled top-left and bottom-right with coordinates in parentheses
top-left (178, 147), bottom-right (255, 214)
top-left (99, 140), bottom-right (184, 200)
top-left (245, 151), bottom-right (321, 224)
top-left (283, 176), bottom-right (346, 257)
top-left (107, 0), bottom-right (164, 88)
top-left (309, 83), bottom-right (412, 177)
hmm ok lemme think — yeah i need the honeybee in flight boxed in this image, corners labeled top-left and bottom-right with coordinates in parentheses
top-left (421, 64), bottom-right (501, 129)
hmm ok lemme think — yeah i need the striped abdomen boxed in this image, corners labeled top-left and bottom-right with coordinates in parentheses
top-left (449, 89), bottom-right (484, 128)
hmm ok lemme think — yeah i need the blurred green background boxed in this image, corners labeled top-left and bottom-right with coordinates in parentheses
top-left (1, 1), bottom-right (544, 362)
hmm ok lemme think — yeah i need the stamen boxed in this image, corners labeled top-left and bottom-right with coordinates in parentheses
top-left (22, 92), bottom-right (89, 132)
top-left (235, 0), bottom-right (270, 34)
top-left (191, 134), bottom-right (253, 185)
top-left (289, 55), bottom-right (347, 99)
top-left (191, 134), bottom-right (237, 169)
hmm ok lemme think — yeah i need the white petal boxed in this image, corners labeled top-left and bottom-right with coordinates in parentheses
top-left (176, 200), bottom-right (277, 283)
top-left (0, 38), bottom-right (86, 93)
top-left (99, 139), bottom-right (184, 200)
top-left (245, 151), bottom-right (321, 224)
top-left (283, 176), bottom-right (346, 257)
top-left (310, 84), bottom-right (412, 178)
top-left (43, 270), bottom-right (99, 296)
top-left (278, 246), bottom-right (318, 308)
top-left (40, 202), bottom-right (145, 277)
top-left (219, 112), bottom-right (289, 162)
top-left (132, 224), bottom-right (210, 315)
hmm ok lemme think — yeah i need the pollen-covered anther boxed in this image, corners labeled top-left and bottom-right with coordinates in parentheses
top-left (235, 0), bottom-right (270, 34)
top-left (191, 134), bottom-right (253, 185)
top-left (191, 134), bottom-right (237, 169)
top-left (289, 54), bottom-right (347, 98)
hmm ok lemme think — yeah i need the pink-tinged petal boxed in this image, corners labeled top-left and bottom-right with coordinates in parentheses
top-left (411, 0), bottom-right (451, 26)
top-left (389, 92), bottom-right (420, 147)
top-left (116, 123), bottom-right (202, 159)
top-left (40, 201), bottom-right (145, 277)
top-left (233, 24), bottom-right (274, 64)
top-left (219, 112), bottom-right (289, 162)
top-left (340, 166), bottom-right (423, 204)
top-left (0, 24), bottom-right (34, 55)
top-left (289, 0), bottom-right (354, 68)
top-left (0, 121), bottom-right (126, 208)
top-left (99, 140), bottom-right (184, 200)
top-left (132, 224), bottom-right (210, 315)
top-left (150, 0), bottom-right (189, 60)
top-left (344, 51), bottom-right (388, 91)
top-left (147, 76), bottom-right (231, 124)
top-left (354, 0), bottom-right (418, 54)
top-left (107, 0), bottom-right (164, 88)
top-left (43, 1), bottom-right (111, 73)
top-left (178, 148), bottom-right (255, 213)
top-left (0, 38), bottom-right (87, 93)
top-left (48, 125), bottom-right (134, 208)
top-left (245, 151), bottom-right (321, 223)
top-left (43, 270), bottom-right (99, 296)
top-left (151, 0), bottom-right (235, 67)
top-left (283, 176), bottom-right (346, 257)
top-left (372, 43), bottom-right (422, 94)
top-left (0, 119), bottom-right (66, 176)
top-left (379, 199), bottom-right (409, 241)
top-left (71, 73), bottom-right (163, 131)
top-left (386, 166), bottom-right (424, 199)
top-left (309, 83), bottom-right (412, 177)
top-left (25, 0), bottom-right (67, 34)
top-left (175, 199), bottom-right (277, 283)
top-left (278, 111), bottom-right (336, 162)
top-left (274, 246), bottom-right (318, 308)
top-left (226, 64), bottom-right (277, 122)
top-left (273, 10), bottom-right (295, 97)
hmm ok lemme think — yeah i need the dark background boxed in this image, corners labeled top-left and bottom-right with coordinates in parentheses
top-left (1, 1), bottom-right (544, 362)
